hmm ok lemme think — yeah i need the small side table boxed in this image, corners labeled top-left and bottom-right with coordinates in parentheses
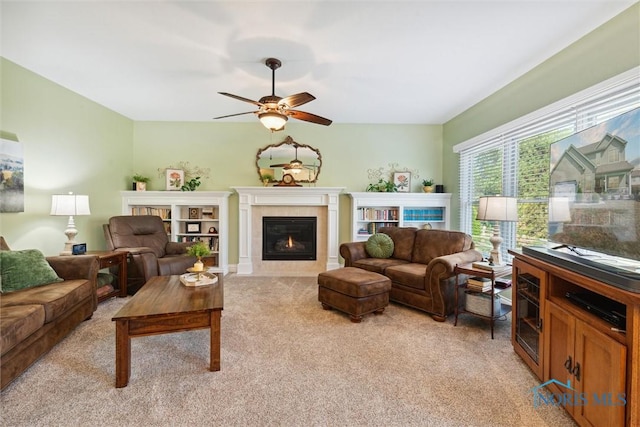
top-left (454, 263), bottom-right (512, 339)
top-left (87, 251), bottom-right (128, 302)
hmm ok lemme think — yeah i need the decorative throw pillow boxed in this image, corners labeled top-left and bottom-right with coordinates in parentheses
top-left (0, 249), bottom-right (63, 293)
top-left (365, 233), bottom-right (395, 259)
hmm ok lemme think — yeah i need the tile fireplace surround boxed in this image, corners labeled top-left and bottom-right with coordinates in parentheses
top-left (232, 187), bottom-right (344, 275)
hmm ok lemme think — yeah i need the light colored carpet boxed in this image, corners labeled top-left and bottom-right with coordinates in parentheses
top-left (1, 275), bottom-right (575, 426)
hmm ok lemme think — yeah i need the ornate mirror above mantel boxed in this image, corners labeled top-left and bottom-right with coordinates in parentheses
top-left (256, 136), bottom-right (322, 184)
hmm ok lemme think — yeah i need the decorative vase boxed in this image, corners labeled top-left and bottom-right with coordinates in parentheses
top-left (263, 179), bottom-right (269, 187)
top-left (193, 259), bottom-right (204, 272)
top-left (134, 182), bottom-right (147, 191)
top-left (423, 186), bottom-right (433, 193)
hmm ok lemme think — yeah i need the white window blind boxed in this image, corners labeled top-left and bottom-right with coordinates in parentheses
top-left (456, 68), bottom-right (640, 262)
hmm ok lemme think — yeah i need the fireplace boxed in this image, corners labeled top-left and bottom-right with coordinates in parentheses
top-left (233, 186), bottom-right (343, 275)
top-left (262, 216), bottom-right (317, 261)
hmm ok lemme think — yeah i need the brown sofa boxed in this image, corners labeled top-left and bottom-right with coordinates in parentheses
top-left (0, 238), bottom-right (99, 390)
top-left (340, 227), bottom-right (482, 321)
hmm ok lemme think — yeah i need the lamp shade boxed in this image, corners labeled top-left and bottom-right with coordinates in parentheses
top-left (50, 193), bottom-right (91, 216)
top-left (259, 112), bottom-right (288, 131)
top-left (548, 197), bottom-right (571, 222)
top-left (285, 159), bottom-right (303, 174)
top-left (476, 196), bottom-right (518, 222)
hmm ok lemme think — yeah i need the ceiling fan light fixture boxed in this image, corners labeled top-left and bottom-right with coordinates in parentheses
top-left (259, 112), bottom-right (288, 131)
top-left (216, 58), bottom-right (331, 128)
top-left (286, 159), bottom-right (303, 174)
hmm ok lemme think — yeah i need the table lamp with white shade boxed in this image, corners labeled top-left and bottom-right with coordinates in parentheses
top-left (476, 196), bottom-right (518, 266)
top-left (50, 192), bottom-right (91, 255)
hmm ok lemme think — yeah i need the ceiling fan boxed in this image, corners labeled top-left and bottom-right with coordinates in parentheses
top-left (213, 58), bottom-right (332, 131)
top-left (270, 144), bottom-right (313, 174)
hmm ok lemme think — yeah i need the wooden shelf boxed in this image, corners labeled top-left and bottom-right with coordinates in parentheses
top-left (453, 263), bottom-right (512, 339)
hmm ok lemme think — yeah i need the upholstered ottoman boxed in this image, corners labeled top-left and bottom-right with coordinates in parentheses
top-left (318, 267), bottom-right (391, 323)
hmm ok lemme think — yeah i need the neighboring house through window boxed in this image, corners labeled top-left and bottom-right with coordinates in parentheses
top-left (454, 69), bottom-right (640, 261)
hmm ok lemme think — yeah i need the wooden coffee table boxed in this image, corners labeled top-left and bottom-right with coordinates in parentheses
top-left (111, 273), bottom-right (224, 388)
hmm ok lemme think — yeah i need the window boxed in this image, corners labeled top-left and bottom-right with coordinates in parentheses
top-left (455, 69), bottom-right (640, 261)
top-left (608, 148), bottom-right (620, 163)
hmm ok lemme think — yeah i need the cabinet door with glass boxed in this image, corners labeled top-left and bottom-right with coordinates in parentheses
top-left (512, 258), bottom-right (547, 379)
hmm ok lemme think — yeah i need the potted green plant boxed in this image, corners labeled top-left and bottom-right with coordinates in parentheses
top-left (181, 176), bottom-right (201, 191)
top-left (260, 173), bottom-right (274, 186)
top-left (132, 174), bottom-right (150, 191)
top-left (186, 241), bottom-right (210, 271)
top-left (421, 178), bottom-right (434, 193)
top-left (366, 178), bottom-right (397, 192)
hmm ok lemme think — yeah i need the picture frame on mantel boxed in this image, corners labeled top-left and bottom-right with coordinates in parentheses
top-left (165, 169), bottom-right (184, 191)
top-left (393, 172), bottom-right (411, 193)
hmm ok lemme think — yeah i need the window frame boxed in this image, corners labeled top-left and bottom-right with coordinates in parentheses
top-left (454, 68), bottom-right (640, 262)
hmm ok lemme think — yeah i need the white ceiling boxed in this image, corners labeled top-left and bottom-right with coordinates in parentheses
top-left (1, 1), bottom-right (636, 125)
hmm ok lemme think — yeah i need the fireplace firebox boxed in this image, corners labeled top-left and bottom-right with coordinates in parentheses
top-left (262, 216), bottom-right (317, 261)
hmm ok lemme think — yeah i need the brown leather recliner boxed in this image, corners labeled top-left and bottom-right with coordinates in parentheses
top-left (103, 215), bottom-right (196, 294)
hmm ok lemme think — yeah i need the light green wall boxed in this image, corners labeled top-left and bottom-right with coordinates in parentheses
top-left (2, 3), bottom-right (637, 262)
top-left (0, 57), bottom-right (442, 260)
top-left (442, 3), bottom-right (640, 229)
top-left (133, 121), bottom-right (442, 263)
top-left (0, 58), bottom-right (134, 255)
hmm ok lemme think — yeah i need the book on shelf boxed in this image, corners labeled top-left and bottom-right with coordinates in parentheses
top-left (468, 276), bottom-right (490, 285)
top-left (132, 206), bottom-right (171, 219)
top-left (495, 277), bottom-right (512, 289)
top-left (179, 236), bottom-right (203, 243)
top-left (467, 284), bottom-right (492, 292)
top-left (471, 261), bottom-right (511, 274)
top-left (359, 208), bottom-right (399, 221)
top-left (467, 276), bottom-right (492, 292)
top-left (366, 222), bottom-right (397, 234)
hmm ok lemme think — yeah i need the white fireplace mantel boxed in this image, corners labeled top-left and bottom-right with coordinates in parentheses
top-left (231, 187), bottom-right (345, 275)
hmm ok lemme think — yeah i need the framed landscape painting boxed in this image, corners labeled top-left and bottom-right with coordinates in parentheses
top-left (0, 136), bottom-right (24, 212)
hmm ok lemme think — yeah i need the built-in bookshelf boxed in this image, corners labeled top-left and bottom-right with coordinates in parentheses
top-left (348, 192), bottom-right (451, 242)
top-left (121, 191), bottom-right (231, 273)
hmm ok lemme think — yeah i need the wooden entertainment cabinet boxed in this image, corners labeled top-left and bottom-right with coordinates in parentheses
top-left (510, 250), bottom-right (640, 427)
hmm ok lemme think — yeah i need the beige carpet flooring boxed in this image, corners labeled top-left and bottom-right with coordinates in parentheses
top-left (1, 275), bottom-right (575, 426)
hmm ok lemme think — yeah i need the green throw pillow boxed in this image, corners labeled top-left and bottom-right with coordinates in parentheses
top-left (365, 233), bottom-right (394, 259)
top-left (0, 249), bottom-right (63, 293)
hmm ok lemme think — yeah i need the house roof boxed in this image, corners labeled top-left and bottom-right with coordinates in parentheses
top-left (552, 133), bottom-right (632, 176)
top-left (597, 160), bottom-right (634, 175)
top-left (1, 1), bottom-right (636, 124)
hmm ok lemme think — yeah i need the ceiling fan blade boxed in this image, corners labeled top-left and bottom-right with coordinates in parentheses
top-left (279, 92), bottom-right (315, 108)
top-left (213, 111), bottom-right (256, 120)
top-left (269, 163), bottom-right (289, 167)
top-left (218, 92), bottom-right (263, 107)
top-left (287, 110), bottom-right (332, 126)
